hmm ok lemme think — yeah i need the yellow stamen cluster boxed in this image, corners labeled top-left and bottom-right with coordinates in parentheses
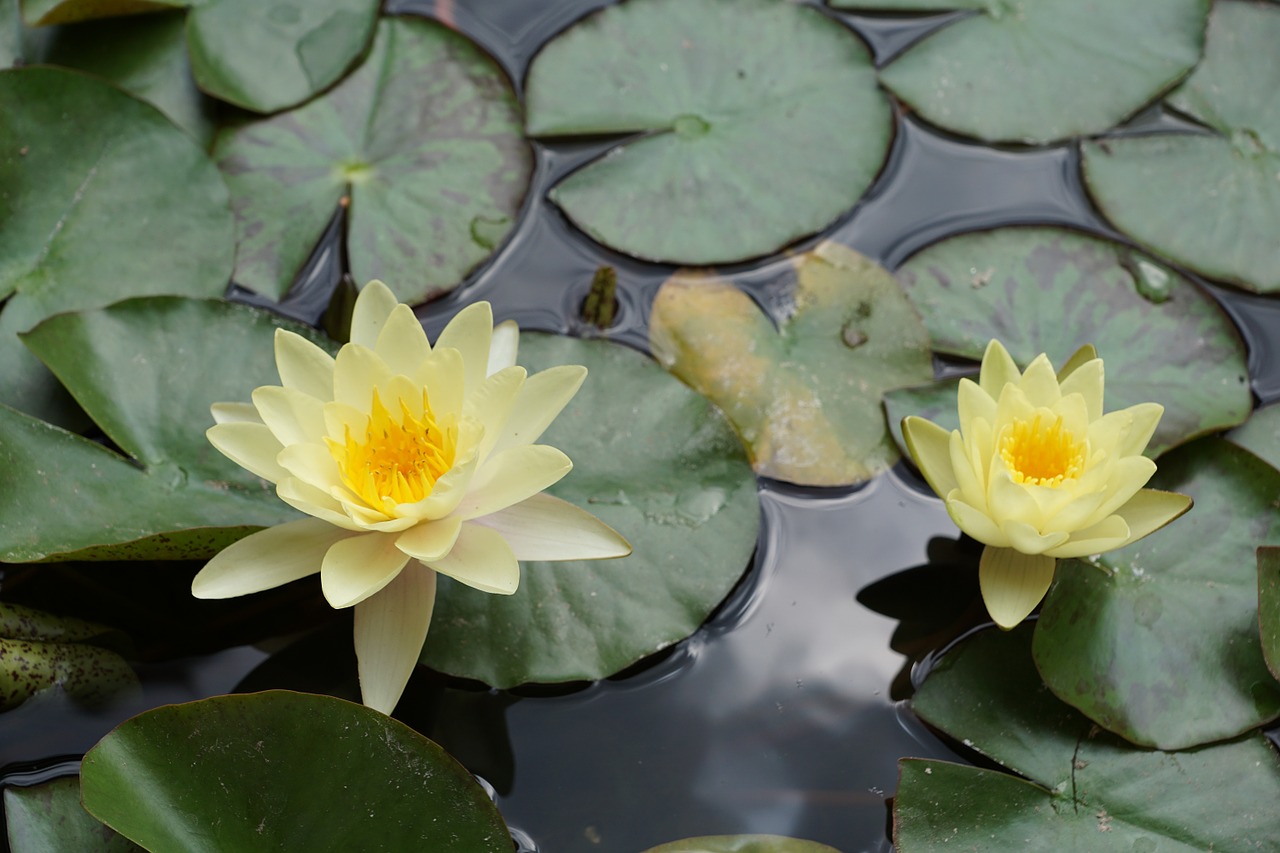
top-left (328, 389), bottom-right (456, 509)
top-left (999, 413), bottom-right (1084, 488)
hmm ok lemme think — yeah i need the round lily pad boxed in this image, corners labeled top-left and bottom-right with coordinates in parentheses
top-left (80, 691), bottom-right (511, 852)
top-left (186, 0), bottom-right (378, 114)
top-left (422, 333), bottom-right (761, 688)
top-left (20, 0), bottom-right (186, 27)
top-left (524, 0), bottom-right (891, 264)
top-left (215, 16), bottom-right (531, 302)
top-left (649, 241), bottom-right (933, 486)
top-left (1260, 547), bottom-right (1280, 682)
top-left (0, 66), bottom-right (233, 425)
top-left (893, 226), bottom-right (1251, 456)
top-left (1033, 438), bottom-right (1280, 750)
top-left (839, 0), bottom-right (1207, 144)
top-left (643, 837), bottom-right (842, 853)
top-left (5, 777), bottom-right (142, 853)
top-left (1083, 0), bottom-right (1280, 293)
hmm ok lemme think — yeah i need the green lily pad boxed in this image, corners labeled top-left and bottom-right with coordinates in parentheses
top-left (893, 226), bottom-right (1251, 456)
top-left (80, 691), bottom-right (511, 852)
top-left (1083, 1), bottom-right (1280, 293)
top-left (896, 626), bottom-right (1280, 851)
top-left (1228, 403), bottom-right (1280, 471)
top-left (20, 0), bottom-right (185, 26)
top-left (839, 0), bottom-right (1207, 144)
top-left (0, 602), bottom-right (138, 710)
top-left (5, 777), bottom-right (141, 853)
top-left (423, 333), bottom-right (760, 688)
top-left (524, 0), bottom-right (891, 264)
top-left (0, 67), bottom-right (233, 425)
top-left (649, 241), bottom-right (933, 486)
top-left (1033, 438), bottom-right (1280, 750)
top-left (2, 297), bottom-right (320, 562)
top-left (215, 16), bottom-right (531, 302)
top-left (186, 0), bottom-right (378, 114)
top-left (1260, 547), bottom-right (1280, 681)
top-left (643, 837), bottom-right (842, 853)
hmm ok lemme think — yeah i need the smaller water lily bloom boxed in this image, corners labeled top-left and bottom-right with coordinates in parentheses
top-left (902, 340), bottom-right (1191, 630)
top-left (193, 281), bottom-right (631, 714)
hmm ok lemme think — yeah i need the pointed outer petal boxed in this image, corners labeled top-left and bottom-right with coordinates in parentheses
top-left (207, 422), bottom-right (288, 484)
top-left (967, 416), bottom-right (996, 492)
top-left (210, 401), bottom-right (261, 424)
top-left (490, 365), bottom-right (588, 456)
top-left (349, 280), bottom-right (400, 349)
top-left (957, 377), bottom-right (997, 429)
top-left (1078, 455), bottom-right (1158, 527)
top-left (1056, 344), bottom-right (1098, 382)
top-left (333, 344), bottom-right (395, 410)
top-left (1105, 488), bottom-right (1193, 548)
top-left (987, 472), bottom-right (1046, 529)
top-left (275, 330), bottom-right (335, 401)
top-left (374, 304), bottom-right (432, 377)
top-left (323, 400), bottom-right (369, 443)
top-left (434, 302), bottom-right (494, 400)
top-left (454, 444), bottom-right (573, 521)
top-left (278, 442), bottom-right (344, 493)
top-left (978, 339), bottom-right (1021, 399)
top-left (1001, 519), bottom-right (1070, 556)
top-left (425, 522), bottom-right (519, 595)
top-left (1040, 490), bottom-right (1106, 533)
top-left (487, 320), bottom-right (519, 376)
top-left (1043, 514), bottom-right (1132, 559)
top-left (463, 365), bottom-right (527, 463)
top-left (1087, 408), bottom-right (1135, 454)
top-left (276, 478), bottom-right (363, 531)
top-left (414, 346), bottom-right (465, 419)
top-left (902, 416), bottom-right (960, 499)
top-left (252, 385), bottom-right (327, 447)
top-left (396, 515), bottom-right (464, 562)
top-left (474, 493), bottom-right (632, 561)
top-left (192, 518), bottom-right (347, 599)
top-left (1115, 402), bottom-right (1164, 458)
top-left (979, 545), bottom-right (1057, 630)
top-left (1017, 354), bottom-right (1062, 408)
top-left (394, 431), bottom-right (483, 521)
top-left (949, 427), bottom-right (988, 513)
top-left (945, 493), bottom-right (1010, 547)
top-left (354, 563), bottom-right (436, 716)
top-left (320, 532), bottom-right (412, 609)
top-left (1057, 358), bottom-right (1105, 422)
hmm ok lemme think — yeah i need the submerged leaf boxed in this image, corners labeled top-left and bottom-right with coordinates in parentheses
top-left (20, 0), bottom-right (186, 26)
top-left (4, 777), bottom-right (141, 853)
top-left (644, 836), bottom-right (843, 853)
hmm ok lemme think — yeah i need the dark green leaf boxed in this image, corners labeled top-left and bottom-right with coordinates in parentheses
top-left (4, 777), bottom-right (141, 853)
top-left (1228, 402), bottom-right (1280, 471)
top-left (1260, 547), bottom-right (1280, 681)
top-left (20, 0), bottom-right (185, 26)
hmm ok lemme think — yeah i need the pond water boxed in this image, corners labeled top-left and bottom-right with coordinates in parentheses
top-left (4, 2), bottom-right (1280, 852)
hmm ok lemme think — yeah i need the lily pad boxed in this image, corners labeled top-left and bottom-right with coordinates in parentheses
top-left (186, 0), bottom-right (378, 114)
top-left (5, 777), bottom-right (141, 853)
top-left (80, 691), bottom-right (511, 852)
top-left (840, 0), bottom-right (1207, 144)
top-left (524, 0), bottom-right (891, 264)
top-left (644, 837), bottom-right (843, 853)
top-left (1083, 1), bottom-right (1280, 293)
top-left (0, 602), bottom-right (138, 710)
top-left (896, 626), bottom-right (1280, 851)
top-left (649, 242), bottom-right (933, 486)
top-left (215, 16), bottom-right (531, 302)
top-left (20, 0), bottom-right (185, 26)
top-left (1228, 402), bottom-right (1280, 471)
top-left (1260, 547), bottom-right (1280, 681)
top-left (2, 297), bottom-right (320, 562)
top-left (0, 66), bottom-right (233, 425)
top-left (1033, 438), bottom-right (1280, 749)
top-left (423, 333), bottom-right (760, 688)
top-left (893, 226), bottom-right (1251, 456)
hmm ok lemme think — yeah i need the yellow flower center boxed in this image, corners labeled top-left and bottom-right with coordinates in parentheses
top-left (328, 389), bottom-right (456, 508)
top-left (1000, 413), bottom-right (1085, 487)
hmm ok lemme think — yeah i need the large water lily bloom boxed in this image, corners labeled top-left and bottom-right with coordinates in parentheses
top-left (901, 340), bottom-right (1191, 630)
top-left (193, 281), bottom-right (631, 714)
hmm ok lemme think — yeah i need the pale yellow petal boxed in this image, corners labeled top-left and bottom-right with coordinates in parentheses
top-left (415, 346), bottom-right (465, 418)
top-left (396, 515), bottom-right (464, 562)
top-left (487, 320), bottom-right (519, 376)
top-left (945, 494), bottom-right (1010, 547)
top-left (957, 377), bottom-right (996, 430)
top-left (902, 416), bottom-right (960, 500)
top-left (350, 280), bottom-right (399, 349)
top-left (207, 422), bottom-right (288, 483)
top-left (210, 402), bottom-right (261, 424)
top-left (993, 383), bottom-right (1035, 432)
top-left (987, 472), bottom-right (1046, 529)
top-left (1115, 402), bottom-right (1163, 458)
top-left (455, 444), bottom-right (573, 521)
top-left (435, 301), bottom-right (493, 399)
top-left (278, 442), bottom-right (344, 493)
top-left (276, 478), bottom-right (363, 531)
top-left (1001, 519), bottom-right (1070, 555)
top-left (394, 428), bottom-right (483, 521)
top-left (1040, 490), bottom-right (1105, 534)
top-left (355, 563), bottom-right (436, 715)
top-left (333, 343), bottom-right (394, 410)
top-left (274, 329), bottom-right (334, 401)
top-left (978, 339), bottom-right (1021, 399)
top-left (490, 365), bottom-right (587, 456)
top-left (1043, 515), bottom-right (1131, 558)
top-left (192, 519), bottom-right (346, 599)
top-left (1051, 391), bottom-right (1090, 439)
top-left (321, 532), bottom-right (411, 608)
top-left (323, 400), bottom-right (369, 443)
top-left (1057, 357), bottom-right (1104, 421)
top-left (1080, 455), bottom-right (1158, 526)
top-left (1087, 408), bottom-right (1135, 454)
top-left (979, 545), bottom-right (1056, 630)
top-left (949, 427), bottom-right (987, 513)
top-left (1017, 354), bottom-right (1061, 408)
top-left (252, 385), bottom-right (326, 447)
top-left (475, 493), bottom-right (632, 561)
top-left (1109, 488), bottom-right (1192, 547)
top-left (463, 365), bottom-right (527, 463)
top-left (425, 522), bottom-right (519, 594)
top-left (374, 304), bottom-right (432, 376)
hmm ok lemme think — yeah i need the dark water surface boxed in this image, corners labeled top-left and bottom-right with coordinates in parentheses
top-left (5, 3), bottom-right (1280, 852)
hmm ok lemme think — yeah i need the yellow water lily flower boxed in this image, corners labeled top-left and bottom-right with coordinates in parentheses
top-left (902, 339), bottom-right (1191, 629)
top-left (193, 281), bottom-right (631, 714)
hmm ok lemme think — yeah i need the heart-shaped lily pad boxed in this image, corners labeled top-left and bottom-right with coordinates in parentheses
top-left (2, 297), bottom-right (321, 562)
top-left (649, 241), bottom-right (932, 486)
top-left (1260, 547), bottom-right (1280, 681)
top-left (80, 691), bottom-right (511, 852)
top-left (1228, 402), bottom-right (1280, 471)
top-left (835, 0), bottom-right (1207, 144)
top-left (896, 626), bottom-right (1280, 851)
top-left (891, 226), bottom-right (1250, 456)
top-left (20, 0), bottom-right (186, 26)
top-left (0, 67), bottom-right (233, 425)
top-left (5, 777), bottom-right (141, 853)
top-left (215, 16), bottom-right (531, 302)
top-left (1083, 1), bottom-right (1280, 293)
top-left (1033, 438), bottom-right (1280, 750)
top-left (423, 333), bottom-right (760, 688)
top-left (524, 0), bottom-right (891, 264)
top-left (186, 0), bottom-right (378, 114)
top-left (643, 837), bottom-right (842, 853)
top-left (0, 602), bottom-right (137, 710)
